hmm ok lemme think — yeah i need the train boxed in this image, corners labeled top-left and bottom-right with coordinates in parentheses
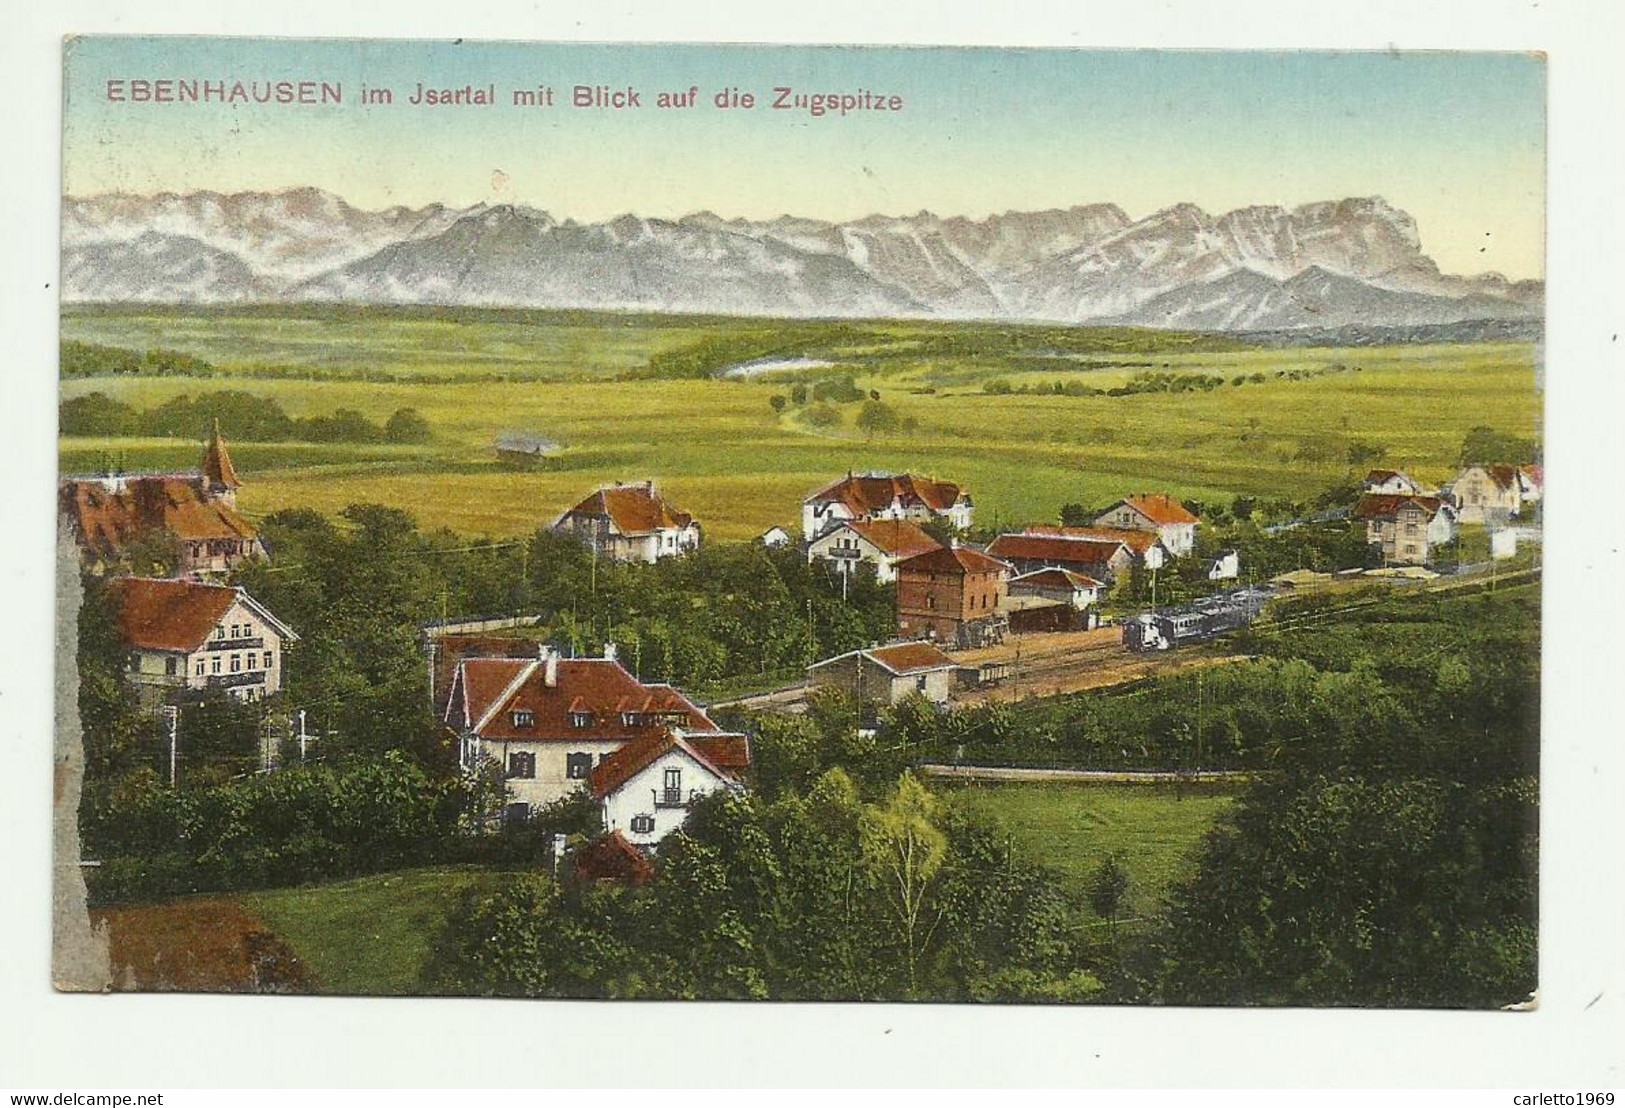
top-left (1122, 586), bottom-right (1275, 652)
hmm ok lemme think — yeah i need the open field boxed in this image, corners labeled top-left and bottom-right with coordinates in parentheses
top-left (942, 781), bottom-right (1237, 918)
top-left (60, 306), bottom-right (1542, 542)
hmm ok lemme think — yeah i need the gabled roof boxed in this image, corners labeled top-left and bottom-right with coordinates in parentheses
top-left (61, 476), bottom-right (259, 556)
top-left (588, 728), bottom-right (750, 799)
top-left (1010, 566), bottom-right (1103, 589)
top-left (557, 483), bottom-right (695, 536)
top-left (986, 533), bottom-right (1129, 568)
top-left (806, 472), bottom-right (967, 515)
top-left (107, 577), bottom-right (296, 653)
top-left (1462, 464), bottom-right (1524, 490)
top-left (827, 518), bottom-right (943, 559)
top-left (1023, 525), bottom-right (1165, 557)
top-left (447, 655), bottom-right (722, 742)
top-left (1518, 464), bottom-right (1543, 490)
top-left (809, 640), bottom-right (960, 676)
top-left (570, 831), bottom-right (656, 884)
top-left (199, 422), bottom-right (242, 489)
top-left (1353, 493), bottom-right (1450, 521)
top-left (1108, 494), bottom-right (1200, 527)
top-left (894, 544), bottom-right (1010, 576)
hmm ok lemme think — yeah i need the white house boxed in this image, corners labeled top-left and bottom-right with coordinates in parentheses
top-left (806, 518), bottom-right (942, 584)
top-left (1451, 465), bottom-right (1540, 525)
top-left (1092, 494), bottom-right (1200, 557)
top-left (552, 481), bottom-right (701, 563)
top-left (106, 576), bottom-right (298, 704)
top-left (758, 526), bottom-right (793, 548)
top-left (802, 472), bottom-right (973, 541)
top-left (1364, 469), bottom-right (1424, 495)
top-left (806, 640), bottom-right (963, 707)
top-left (443, 644), bottom-right (729, 821)
top-left (590, 729), bottom-right (751, 846)
top-left (1206, 550), bottom-right (1241, 581)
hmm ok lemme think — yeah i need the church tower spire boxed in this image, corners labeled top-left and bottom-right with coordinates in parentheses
top-left (200, 419), bottom-right (242, 505)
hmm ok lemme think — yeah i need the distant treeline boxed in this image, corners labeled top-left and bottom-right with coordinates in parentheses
top-left (60, 389), bottom-right (434, 445)
top-left (983, 363), bottom-right (1357, 397)
top-left (61, 339), bottom-right (216, 378)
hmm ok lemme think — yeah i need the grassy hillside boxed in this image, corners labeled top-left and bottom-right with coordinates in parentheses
top-left (59, 306), bottom-right (1542, 542)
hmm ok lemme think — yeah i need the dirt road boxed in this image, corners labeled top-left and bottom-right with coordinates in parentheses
top-left (951, 626), bottom-right (1248, 704)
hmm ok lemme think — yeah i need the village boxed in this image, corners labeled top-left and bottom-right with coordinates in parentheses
top-left (61, 423), bottom-right (1543, 865)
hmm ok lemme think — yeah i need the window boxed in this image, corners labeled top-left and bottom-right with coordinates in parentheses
top-left (127, 653), bottom-right (141, 673)
top-left (195, 660), bottom-right (205, 677)
top-left (661, 767), bottom-right (683, 805)
top-left (916, 675), bottom-right (928, 692)
top-left (566, 753), bottom-right (593, 779)
top-left (630, 814), bottom-right (655, 835)
top-left (213, 624), bottom-right (225, 640)
top-left (211, 657), bottom-right (222, 675)
top-left (621, 711), bottom-right (645, 728)
top-left (511, 710), bottom-right (534, 728)
top-left (506, 751), bottom-right (536, 779)
top-left (165, 656), bottom-right (178, 676)
top-left (569, 711), bottom-right (592, 728)
top-left (247, 653), bottom-right (258, 671)
top-left (664, 767), bottom-right (681, 791)
top-left (263, 651), bottom-right (273, 669)
top-left (230, 654), bottom-right (241, 673)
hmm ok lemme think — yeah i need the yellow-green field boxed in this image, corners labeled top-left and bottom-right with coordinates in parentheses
top-left (60, 307), bottom-right (1542, 542)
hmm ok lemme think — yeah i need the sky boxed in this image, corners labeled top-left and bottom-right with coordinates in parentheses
top-left (62, 38), bottom-right (1547, 279)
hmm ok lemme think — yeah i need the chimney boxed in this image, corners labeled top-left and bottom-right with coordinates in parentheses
top-left (545, 653), bottom-right (559, 688)
top-left (603, 641), bottom-right (618, 662)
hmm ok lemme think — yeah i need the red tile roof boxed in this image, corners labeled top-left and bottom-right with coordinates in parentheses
top-left (866, 641), bottom-right (960, 674)
top-left (895, 544), bottom-right (1010, 577)
top-left (61, 476), bottom-right (259, 557)
top-left (1353, 493), bottom-right (1449, 520)
top-left (837, 519), bottom-right (943, 559)
top-left (986, 533), bottom-right (1128, 569)
top-left (1363, 468), bottom-right (1414, 485)
top-left (570, 831), bottom-right (657, 885)
top-left (1519, 464), bottom-right (1544, 490)
top-left (559, 483), bottom-right (695, 536)
top-left (448, 656), bottom-right (723, 743)
top-left (1010, 567), bottom-right (1103, 589)
top-left (1023, 525), bottom-right (1163, 556)
top-left (106, 576), bottom-right (239, 652)
top-left (807, 472), bottom-right (966, 515)
top-left (587, 729), bottom-right (749, 799)
top-left (1117, 494), bottom-right (1200, 527)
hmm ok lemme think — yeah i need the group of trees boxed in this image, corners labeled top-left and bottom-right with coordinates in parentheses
top-left (423, 769), bottom-right (1102, 1002)
top-left (61, 339), bottom-right (214, 378)
top-left (60, 390), bottom-right (434, 446)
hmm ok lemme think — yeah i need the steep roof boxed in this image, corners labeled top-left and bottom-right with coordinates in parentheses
top-left (61, 476), bottom-right (259, 557)
top-left (1518, 464), bottom-right (1544, 490)
top-left (1463, 464), bottom-right (1523, 490)
top-left (447, 655), bottom-right (722, 742)
top-left (588, 729), bottom-right (750, 799)
top-left (837, 519), bottom-right (943, 559)
top-left (1364, 468), bottom-right (1415, 486)
top-left (1104, 493), bottom-right (1200, 527)
top-left (1023, 525), bottom-right (1164, 557)
top-left (894, 544), bottom-right (1010, 576)
top-left (986, 533), bottom-right (1129, 569)
top-left (806, 472), bottom-right (966, 515)
top-left (107, 577), bottom-right (295, 652)
top-left (810, 640), bottom-right (960, 676)
top-left (570, 831), bottom-right (657, 885)
top-left (558, 483), bottom-right (695, 536)
top-left (199, 422), bottom-right (242, 489)
top-left (1010, 566), bottom-right (1103, 589)
top-left (1353, 493), bottom-right (1449, 521)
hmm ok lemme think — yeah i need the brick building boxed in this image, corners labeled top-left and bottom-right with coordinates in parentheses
top-left (894, 543), bottom-right (1011, 648)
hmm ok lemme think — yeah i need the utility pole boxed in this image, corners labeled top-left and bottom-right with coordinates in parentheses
top-left (298, 709), bottom-right (310, 762)
top-left (162, 705), bottom-right (179, 787)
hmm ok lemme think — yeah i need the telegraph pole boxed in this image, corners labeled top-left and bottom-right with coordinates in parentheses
top-left (162, 705), bottom-right (179, 786)
top-left (298, 709), bottom-right (310, 762)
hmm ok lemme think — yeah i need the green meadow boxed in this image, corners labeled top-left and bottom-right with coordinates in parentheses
top-left (60, 305), bottom-right (1542, 543)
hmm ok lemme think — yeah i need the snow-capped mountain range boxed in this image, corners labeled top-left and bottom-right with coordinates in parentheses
top-left (61, 188), bottom-right (1543, 331)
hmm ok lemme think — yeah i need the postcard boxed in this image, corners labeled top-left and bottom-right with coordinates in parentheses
top-left (54, 37), bottom-right (1544, 1007)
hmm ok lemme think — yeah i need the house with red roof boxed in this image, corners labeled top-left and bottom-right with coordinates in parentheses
top-left (443, 643), bottom-right (736, 821)
top-left (1364, 469), bottom-right (1424, 496)
top-left (589, 728), bottom-right (751, 846)
top-left (806, 518), bottom-right (943, 584)
top-left (1021, 524), bottom-right (1170, 571)
top-left (1451, 463), bottom-right (1541, 524)
top-left (552, 481), bottom-right (701, 563)
top-left (801, 471), bottom-right (973, 541)
top-left (1354, 494), bottom-right (1458, 565)
top-left (985, 532), bottom-right (1135, 582)
top-left (895, 543), bottom-right (1011, 648)
top-left (105, 576), bottom-right (298, 704)
top-left (1092, 494), bottom-right (1201, 556)
top-left (807, 640), bottom-right (965, 706)
top-left (60, 423), bottom-right (265, 578)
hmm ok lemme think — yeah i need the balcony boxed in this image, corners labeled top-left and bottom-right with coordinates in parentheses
top-left (206, 671), bottom-right (268, 689)
top-left (205, 636), bottom-right (265, 652)
top-left (654, 788), bottom-right (687, 809)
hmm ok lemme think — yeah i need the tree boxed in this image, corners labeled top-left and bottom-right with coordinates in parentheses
top-left (862, 771), bottom-right (948, 996)
top-left (789, 383), bottom-right (808, 406)
top-left (768, 394), bottom-right (786, 413)
top-left (1088, 854), bottom-right (1132, 937)
top-left (1459, 425), bottom-right (1538, 466)
top-left (855, 399), bottom-right (901, 438)
top-left (384, 408), bottom-right (434, 444)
